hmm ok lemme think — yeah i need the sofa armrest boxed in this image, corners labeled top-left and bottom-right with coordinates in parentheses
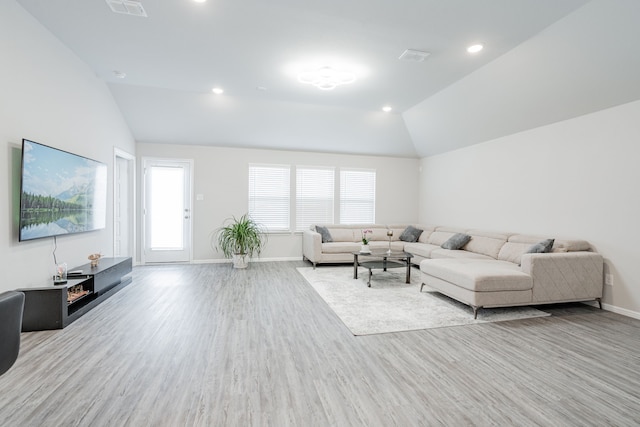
top-left (520, 252), bottom-right (603, 303)
top-left (302, 229), bottom-right (323, 264)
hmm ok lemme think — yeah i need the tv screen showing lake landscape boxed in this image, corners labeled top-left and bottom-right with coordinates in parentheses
top-left (19, 139), bottom-right (107, 241)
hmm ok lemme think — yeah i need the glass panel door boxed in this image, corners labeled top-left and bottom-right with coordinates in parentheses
top-left (143, 158), bottom-right (192, 263)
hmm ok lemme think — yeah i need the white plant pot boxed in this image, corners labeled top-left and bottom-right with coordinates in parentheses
top-left (360, 244), bottom-right (371, 253)
top-left (232, 253), bottom-right (249, 269)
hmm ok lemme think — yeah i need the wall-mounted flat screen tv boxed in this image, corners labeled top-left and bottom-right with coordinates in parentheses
top-left (19, 139), bottom-right (107, 241)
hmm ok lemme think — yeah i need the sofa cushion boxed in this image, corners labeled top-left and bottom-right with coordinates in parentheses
top-left (322, 242), bottom-right (360, 253)
top-left (368, 228), bottom-right (392, 242)
top-left (327, 228), bottom-right (356, 242)
top-left (417, 227), bottom-right (434, 243)
top-left (428, 229), bottom-right (463, 246)
top-left (553, 240), bottom-right (591, 252)
top-left (508, 234), bottom-right (590, 252)
top-left (497, 242), bottom-right (531, 265)
top-left (441, 233), bottom-right (471, 250)
top-left (526, 239), bottom-right (555, 254)
top-left (464, 230), bottom-right (510, 259)
top-left (403, 242), bottom-right (440, 258)
top-left (421, 259), bottom-right (533, 292)
top-left (400, 225), bottom-right (423, 242)
top-left (430, 249), bottom-right (494, 260)
top-left (387, 224), bottom-right (434, 242)
top-left (315, 225), bottom-right (333, 243)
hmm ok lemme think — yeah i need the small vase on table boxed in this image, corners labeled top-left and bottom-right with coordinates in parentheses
top-left (386, 230), bottom-right (393, 254)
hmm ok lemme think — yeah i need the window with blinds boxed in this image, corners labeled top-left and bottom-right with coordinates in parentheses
top-left (296, 166), bottom-right (335, 231)
top-left (248, 164), bottom-right (290, 231)
top-left (339, 169), bottom-right (376, 224)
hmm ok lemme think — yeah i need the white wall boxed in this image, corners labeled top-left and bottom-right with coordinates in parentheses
top-left (404, 0), bottom-right (640, 157)
top-left (136, 143), bottom-right (420, 262)
top-left (0, 0), bottom-right (135, 292)
top-left (419, 100), bottom-right (640, 315)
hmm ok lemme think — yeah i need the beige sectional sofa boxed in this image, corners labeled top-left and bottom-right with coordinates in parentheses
top-left (302, 224), bottom-right (604, 317)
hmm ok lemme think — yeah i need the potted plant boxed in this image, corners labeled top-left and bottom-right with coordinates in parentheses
top-left (212, 214), bottom-right (267, 268)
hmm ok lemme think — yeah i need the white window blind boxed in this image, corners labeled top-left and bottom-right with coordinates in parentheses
top-left (248, 164), bottom-right (290, 231)
top-left (340, 169), bottom-right (376, 224)
top-left (296, 166), bottom-right (335, 231)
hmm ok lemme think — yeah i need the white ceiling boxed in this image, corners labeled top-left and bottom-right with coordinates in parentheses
top-left (16, 0), bottom-right (639, 158)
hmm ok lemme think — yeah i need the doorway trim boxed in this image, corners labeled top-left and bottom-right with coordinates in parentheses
top-left (113, 148), bottom-right (136, 261)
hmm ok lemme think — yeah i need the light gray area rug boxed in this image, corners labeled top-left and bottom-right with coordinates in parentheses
top-left (297, 266), bottom-right (550, 336)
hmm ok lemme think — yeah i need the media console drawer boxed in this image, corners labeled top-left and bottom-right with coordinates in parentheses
top-left (18, 257), bottom-right (132, 331)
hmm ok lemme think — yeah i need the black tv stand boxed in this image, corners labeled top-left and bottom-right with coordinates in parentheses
top-left (19, 257), bottom-right (132, 331)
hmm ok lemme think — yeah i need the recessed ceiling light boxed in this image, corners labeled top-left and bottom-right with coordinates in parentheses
top-left (211, 87), bottom-right (224, 95)
top-left (193, 0), bottom-right (206, 3)
top-left (382, 106), bottom-right (392, 112)
top-left (467, 44), bottom-right (484, 54)
top-left (113, 70), bottom-right (127, 79)
top-left (256, 86), bottom-right (268, 91)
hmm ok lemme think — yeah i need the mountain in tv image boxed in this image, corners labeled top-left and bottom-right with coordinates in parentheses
top-left (55, 182), bottom-right (96, 207)
top-left (19, 140), bottom-right (106, 240)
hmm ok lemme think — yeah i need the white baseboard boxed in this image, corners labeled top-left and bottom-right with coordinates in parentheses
top-left (582, 300), bottom-right (640, 320)
top-left (601, 302), bottom-right (640, 320)
top-left (191, 257), bottom-right (303, 264)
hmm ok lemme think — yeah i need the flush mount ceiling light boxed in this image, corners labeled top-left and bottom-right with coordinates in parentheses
top-left (467, 44), bottom-right (484, 54)
top-left (382, 106), bottom-right (392, 112)
top-left (113, 70), bottom-right (127, 79)
top-left (193, 0), bottom-right (206, 3)
top-left (297, 66), bottom-right (356, 91)
top-left (211, 87), bottom-right (224, 94)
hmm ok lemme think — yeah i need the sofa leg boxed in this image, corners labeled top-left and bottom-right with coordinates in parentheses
top-left (313, 262), bottom-right (317, 269)
top-left (472, 306), bottom-right (479, 319)
top-left (596, 298), bottom-right (602, 310)
top-left (420, 283), bottom-right (426, 292)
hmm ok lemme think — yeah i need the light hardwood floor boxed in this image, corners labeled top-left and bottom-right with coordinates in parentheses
top-left (1, 262), bottom-right (639, 426)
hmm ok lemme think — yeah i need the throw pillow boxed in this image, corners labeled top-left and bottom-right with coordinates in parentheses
top-left (315, 225), bottom-right (333, 243)
top-left (399, 225), bottom-right (423, 242)
top-left (526, 238), bottom-right (555, 254)
top-left (441, 233), bottom-right (472, 250)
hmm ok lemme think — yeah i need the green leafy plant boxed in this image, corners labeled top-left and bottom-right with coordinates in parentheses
top-left (213, 214), bottom-right (267, 259)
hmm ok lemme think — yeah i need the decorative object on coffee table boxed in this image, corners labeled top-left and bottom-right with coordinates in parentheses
top-left (360, 229), bottom-right (372, 253)
top-left (386, 230), bottom-right (393, 254)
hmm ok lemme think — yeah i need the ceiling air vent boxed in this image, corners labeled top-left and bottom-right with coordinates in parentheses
top-left (398, 49), bottom-right (431, 62)
top-left (105, 0), bottom-right (147, 17)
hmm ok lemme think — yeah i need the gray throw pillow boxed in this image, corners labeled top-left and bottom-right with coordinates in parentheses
top-left (441, 233), bottom-right (472, 250)
top-left (399, 225), bottom-right (423, 242)
top-left (526, 238), bottom-right (555, 254)
top-left (315, 225), bottom-right (333, 243)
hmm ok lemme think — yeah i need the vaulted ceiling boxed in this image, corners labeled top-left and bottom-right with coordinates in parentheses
top-left (16, 0), bottom-right (640, 158)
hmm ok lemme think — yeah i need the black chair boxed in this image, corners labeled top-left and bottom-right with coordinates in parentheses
top-left (0, 291), bottom-right (25, 376)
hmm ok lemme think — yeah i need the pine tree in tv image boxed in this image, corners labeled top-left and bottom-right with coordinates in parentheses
top-left (19, 140), bottom-right (107, 241)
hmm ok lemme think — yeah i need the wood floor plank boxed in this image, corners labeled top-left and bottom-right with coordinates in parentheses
top-left (1, 262), bottom-right (639, 426)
